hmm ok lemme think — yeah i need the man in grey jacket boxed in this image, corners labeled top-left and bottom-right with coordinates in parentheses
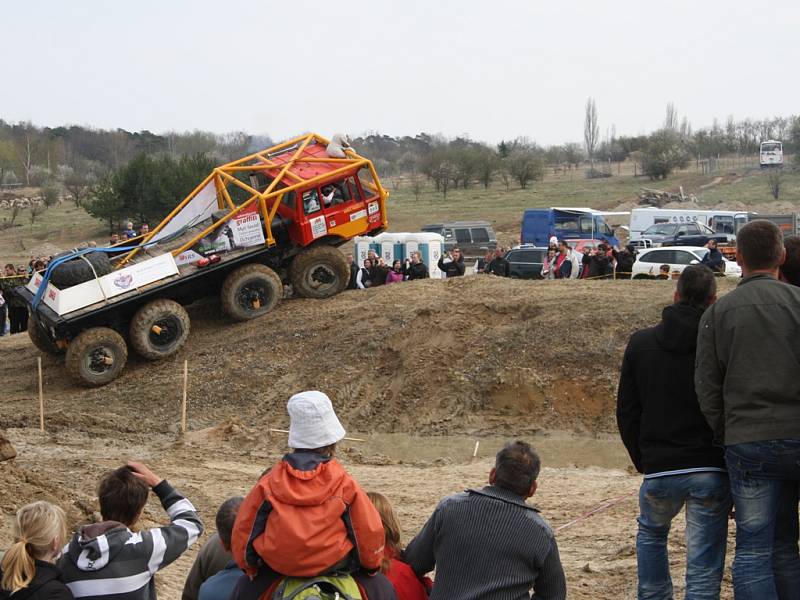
top-left (404, 441), bottom-right (566, 600)
top-left (695, 220), bottom-right (800, 600)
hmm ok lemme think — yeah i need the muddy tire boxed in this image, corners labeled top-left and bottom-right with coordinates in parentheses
top-left (289, 246), bottom-right (349, 299)
top-left (50, 252), bottom-right (113, 289)
top-left (129, 299), bottom-right (190, 361)
top-left (65, 327), bottom-right (128, 387)
top-left (28, 317), bottom-right (63, 355)
top-left (221, 264), bottom-right (282, 321)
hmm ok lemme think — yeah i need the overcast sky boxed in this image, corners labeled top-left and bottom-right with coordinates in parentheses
top-left (2, 0), bottom-right (798, 145)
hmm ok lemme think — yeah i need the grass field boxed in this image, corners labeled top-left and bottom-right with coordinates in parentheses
top-left (0, 200), bottom-right (107, 266)
top-left (387, 162), bottom-right (800, 243)
top-left (1, 159), bottom-right (799, 265)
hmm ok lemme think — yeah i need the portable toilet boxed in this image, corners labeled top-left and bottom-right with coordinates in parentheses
top-left (352, 232), bottom-right (444, 277)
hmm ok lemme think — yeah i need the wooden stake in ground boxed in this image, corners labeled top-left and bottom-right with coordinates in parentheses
top-left (473, 441), bottom-right (480, 458)
top-left (37, 357), bottom-right (44, 432)
top-left (268, 428), bottom-right (366, 443)
top-left (180, 359), bottom-right (188, 434)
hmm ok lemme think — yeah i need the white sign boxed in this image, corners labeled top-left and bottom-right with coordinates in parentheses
top-left (310, 215), bottom-right (327, 239)
top-left (175, 249), bottom-right (203, 266)
top-left (349, 209), bottom-right (367, 222)
top-left (367, 201), bottom-right (379, 215)
top-left (231, 208), bottom-right (266, 248)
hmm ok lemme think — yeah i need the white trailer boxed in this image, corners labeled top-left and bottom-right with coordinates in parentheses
top-left (760, 140), bottom-right (783, 168)
top-left (629, 208), bottom-right (750, 241)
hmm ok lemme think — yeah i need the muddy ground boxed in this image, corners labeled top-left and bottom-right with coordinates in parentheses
top-left (0, 277), bottom-right (739, 598)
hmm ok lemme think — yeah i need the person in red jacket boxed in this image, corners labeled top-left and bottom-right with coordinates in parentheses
top-left (367, 492), bottom-right (430, 600)
top-left (230, 391), bottom-right (394, 599)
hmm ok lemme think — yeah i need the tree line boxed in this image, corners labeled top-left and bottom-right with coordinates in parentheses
top-left (1, 107), bottom-right (799, 231)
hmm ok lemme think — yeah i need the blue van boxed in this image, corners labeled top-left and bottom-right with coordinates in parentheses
top-left (521, 208), bottom-right (620, 247)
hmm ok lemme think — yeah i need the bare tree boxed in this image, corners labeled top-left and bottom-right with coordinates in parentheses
top-left (498, 160), bottom-right (512, 191)
top-left (665, 102), bottom-right (679, 131)
top-left (13, 124), bottom-right (35, 186)
top-left (65, 172), bottom-right (92, 207)
top-left (584, 98), bottom-right (599, 168)
top-left (410, 173), bottom-right (424, 201)
top-left (507, 150), bottom-right (544, 189)
top-left (29, 204), bottom-right (44, 226)
top-left (437, 161), bottom-right (455, 200)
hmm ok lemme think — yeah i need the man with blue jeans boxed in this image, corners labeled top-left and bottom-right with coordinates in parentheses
top-left (618, 265), bottom-right (731, 599)
top-left (696, 219), bottom-right (800, 599)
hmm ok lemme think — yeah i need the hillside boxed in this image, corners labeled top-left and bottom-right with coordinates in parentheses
top-left (0, 275), bottom-right (740, 599)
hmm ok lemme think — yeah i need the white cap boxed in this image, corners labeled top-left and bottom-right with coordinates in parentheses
top-left (549, 236), bottom-right (558, 246)
top-left (287, 391), bottom-right (346, 449)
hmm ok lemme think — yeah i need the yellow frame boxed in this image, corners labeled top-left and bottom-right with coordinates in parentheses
top-left (117, 133), bottom-right (389, 267)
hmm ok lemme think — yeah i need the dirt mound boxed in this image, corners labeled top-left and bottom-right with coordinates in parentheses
top-left (0, 277), bottom-right (692, 438)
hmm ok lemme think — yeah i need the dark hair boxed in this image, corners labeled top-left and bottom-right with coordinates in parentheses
top-left (215, 496), bottom-right (243, 549)
top-left (494, 441), bottom-right (541, 496)
top-left (780, 236), bottom-right (800, 287)
top-left (737, 220), bottom-right (784, 270)
top-left (677, 265), bottom-right (717, 308)
top-left (659, 264), bottom-right (670, 273)
top-left (707, 239), bottom-right (717, 247)
top-left (97, 466), bottom-right (149, 526)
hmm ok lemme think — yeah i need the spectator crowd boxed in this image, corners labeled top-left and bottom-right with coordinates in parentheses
top-left (0, 392), bottom-right (564, 600)
top-left (2, 222), bottom-right (800, 600)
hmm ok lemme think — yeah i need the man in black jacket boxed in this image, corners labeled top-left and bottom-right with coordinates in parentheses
top-left (700, 239), bottom-right (725, 273)
top-left (437, 248), bottom-right (465, 278)
top-left (617, 265), bottom-right (730, 600)
top-left (485, 248), bottom-right (510, 277)
top-left (404, 252), bottom-right (429, 280)
top-left (696, 220), bottom-right (800, 599)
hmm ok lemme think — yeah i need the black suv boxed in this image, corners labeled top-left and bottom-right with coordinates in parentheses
top-left (505, 246), bottom-right (547, 279)
top-left (631, 222), bottom-right (730, 249)
top-left (421, 221), bottom-right (497, 258)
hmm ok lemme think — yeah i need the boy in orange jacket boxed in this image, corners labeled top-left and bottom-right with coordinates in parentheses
top-left (231, 391), bottom-right (394, 599)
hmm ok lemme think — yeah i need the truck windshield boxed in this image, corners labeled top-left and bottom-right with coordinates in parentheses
top-left (643, 223), bottom-right (677, 235)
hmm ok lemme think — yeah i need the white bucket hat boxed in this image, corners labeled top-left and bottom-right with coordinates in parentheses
top-left (287, 391), bottom-right (346, 449)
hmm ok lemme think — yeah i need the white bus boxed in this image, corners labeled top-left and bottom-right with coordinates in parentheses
top-left (629, 208), bottom-right (750, 241)
top-left (760, 140), bottom-right (783, 168)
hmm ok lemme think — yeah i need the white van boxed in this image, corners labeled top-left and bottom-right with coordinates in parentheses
top-left (629, 208), bottom-right (749, 241)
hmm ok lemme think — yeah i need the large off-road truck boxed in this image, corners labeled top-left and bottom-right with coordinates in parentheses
top-left (16, 133), bottom-right (388, 386)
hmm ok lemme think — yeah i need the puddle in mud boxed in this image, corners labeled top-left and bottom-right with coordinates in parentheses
top-left (350, 432), bottom-right (629, 469)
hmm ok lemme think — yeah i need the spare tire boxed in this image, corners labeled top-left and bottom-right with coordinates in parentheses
top-left (50, 252), bottom-right (113, 289)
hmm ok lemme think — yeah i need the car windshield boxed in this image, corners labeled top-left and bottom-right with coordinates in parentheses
top-left (643, 223), bottom-right (677, 235)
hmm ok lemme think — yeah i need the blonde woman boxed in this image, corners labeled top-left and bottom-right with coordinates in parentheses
top-left (0, 501), bottom-right (72, 599)
top-left (367, 492), bottom-right (430, 600)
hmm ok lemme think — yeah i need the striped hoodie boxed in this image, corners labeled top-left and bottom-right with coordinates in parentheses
top-left (58, 481), bottom-right (203, 600)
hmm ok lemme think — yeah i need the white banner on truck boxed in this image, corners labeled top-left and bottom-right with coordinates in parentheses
top-left (152, 181), bottom-right (219, 243)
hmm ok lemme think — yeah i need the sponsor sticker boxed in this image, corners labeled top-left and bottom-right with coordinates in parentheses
top-left (113, 274), bottom-right (134, 290)
top-left (349, 209), bottom-right (367, 222)
top-left (310, 215), bottom-right (327, 239)
top-left (368, 214), bottom-right (380, 224)
top-left (367, 202), bottom-right (379, 215)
